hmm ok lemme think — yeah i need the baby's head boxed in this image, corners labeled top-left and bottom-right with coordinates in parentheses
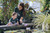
top-left (12, 12), bottom-right (17, 19)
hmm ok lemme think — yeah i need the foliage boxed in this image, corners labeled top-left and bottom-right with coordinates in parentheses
top-left (0, 0), bottom-right (19, 24)
top-left (34, 13), bottom-right (50, 25)
top-left (40, 0), bottom-right (50, 12)
top-left (25, 10), bottom-right (32, 19)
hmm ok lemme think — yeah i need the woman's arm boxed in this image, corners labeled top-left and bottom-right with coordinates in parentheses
top-left (14, 7), bottom-right (18, 13)
top-left (20, 17), bottom-right (23, 23)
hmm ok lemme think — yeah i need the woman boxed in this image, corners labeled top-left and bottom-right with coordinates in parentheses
top-left (15, 3), bottom-right (25, 25)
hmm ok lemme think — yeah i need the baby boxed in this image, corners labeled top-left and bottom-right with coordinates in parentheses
top-left (7, 12), bottom-right (19, 26)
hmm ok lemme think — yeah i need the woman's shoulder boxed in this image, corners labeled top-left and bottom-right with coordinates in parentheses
top-left (15, 7), bottom-right (19, 10)
top-left (15, 7), bottom-right (19, 12)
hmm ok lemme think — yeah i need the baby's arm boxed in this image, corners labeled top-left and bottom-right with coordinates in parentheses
top-left (6, 19), bottom-right (12, 26)
top-left (7, 22), bottom-right (12, 26)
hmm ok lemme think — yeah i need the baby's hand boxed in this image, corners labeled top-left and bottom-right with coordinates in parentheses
top-left (8, 22), bottom-right (11, 25)
top-left (7, 22), bottom-right (12, 26)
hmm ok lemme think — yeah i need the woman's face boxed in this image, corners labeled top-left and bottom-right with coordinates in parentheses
top-left (18, 5), bottom-right (23, 10)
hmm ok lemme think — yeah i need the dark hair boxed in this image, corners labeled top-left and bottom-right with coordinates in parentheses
top-left (19, 3), bottom-right (25, 16)
top-left (19, 3), bottom-right (24, 11)
top-left (12, 12), bottom-right (17, 16)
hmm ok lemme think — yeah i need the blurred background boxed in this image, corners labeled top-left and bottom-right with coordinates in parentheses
top-left (0, 0), bottom-right (50, 33)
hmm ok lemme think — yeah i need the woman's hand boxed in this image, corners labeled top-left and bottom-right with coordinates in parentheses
top-left (20, 19), bottom-right (23, 23)
top-left (21, 17), bottom-right (23, 20)
top-left (20, 17), bottom-right (23, 23)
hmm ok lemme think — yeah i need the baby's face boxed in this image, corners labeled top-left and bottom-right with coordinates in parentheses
top-left (15, 14), bottom-right (17, 18)
top-left (13, 14), bottom-right (17, 19)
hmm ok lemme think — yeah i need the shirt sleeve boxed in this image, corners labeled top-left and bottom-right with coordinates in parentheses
top-left (14, 7), bottom-right (18, 13)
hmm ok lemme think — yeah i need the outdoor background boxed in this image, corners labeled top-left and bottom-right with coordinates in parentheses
top-left (0, 0), bottom-right (50, 33)
top-left (0, 0), bottom-right (50, 24)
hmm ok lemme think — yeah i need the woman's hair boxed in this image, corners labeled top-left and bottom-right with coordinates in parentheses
top-left (19, 3), bottom-right (26, 16)
top-left (19, 3), bottom-right (24, 11)
top-left (12, 12), bottom-right (17, 16)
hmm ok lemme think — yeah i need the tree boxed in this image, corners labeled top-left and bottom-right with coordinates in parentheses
top-left (43, 0), bottom-right (50, 11)
top-left (1, 0), bottom-right (19, 24)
